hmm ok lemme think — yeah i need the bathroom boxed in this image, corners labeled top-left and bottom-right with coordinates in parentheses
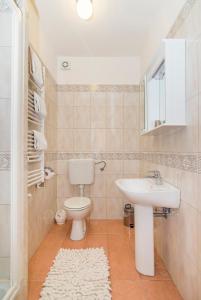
top-left (0, 0), bottom-right (201, 299)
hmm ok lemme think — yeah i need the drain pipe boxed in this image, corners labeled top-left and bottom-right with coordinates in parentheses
top-left (153, 208), bottom-right (174, 219)
top-left (79, 184), bottom-right (85, 197)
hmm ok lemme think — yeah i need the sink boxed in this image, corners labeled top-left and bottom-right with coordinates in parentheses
top-left (115, 178), bottom-right (180, 277)
top-left (115, 178), bottom-right (180, 208)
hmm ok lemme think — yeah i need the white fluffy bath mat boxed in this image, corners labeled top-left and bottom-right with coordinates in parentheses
top-left (40, 247), bottom-right (112, 300)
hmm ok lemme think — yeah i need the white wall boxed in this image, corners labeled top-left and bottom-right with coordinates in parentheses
top-left (57, 56), bottom-right (140, 85)
top-left (28, 0), bottom-right (57, 79)
top-left (141, 0), bottom-right (186, 76)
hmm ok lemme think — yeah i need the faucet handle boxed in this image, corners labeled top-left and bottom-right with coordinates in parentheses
top-left (147, 170), bottom-right (161, 177)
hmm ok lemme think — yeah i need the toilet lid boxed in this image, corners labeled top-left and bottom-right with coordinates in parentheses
top-left (64, 197), bottom-right (91, 210)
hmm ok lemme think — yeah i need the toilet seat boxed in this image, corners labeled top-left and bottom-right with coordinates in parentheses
top-left (64, 197), bottom-right (91, 211)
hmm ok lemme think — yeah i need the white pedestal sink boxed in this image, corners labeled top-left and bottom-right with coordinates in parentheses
top-left (115, 178), bottom-right (180, 276)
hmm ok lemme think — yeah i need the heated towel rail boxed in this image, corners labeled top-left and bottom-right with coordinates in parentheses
top-left (27, 46), bottom-right (46, 188)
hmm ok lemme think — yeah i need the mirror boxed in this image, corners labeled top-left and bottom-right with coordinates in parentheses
top-left (146, 60), bottom-right (166, 130)
top-left (140, 39), bottom-right (186, 136)
top-left (140, 59), bottom-right (166, 134)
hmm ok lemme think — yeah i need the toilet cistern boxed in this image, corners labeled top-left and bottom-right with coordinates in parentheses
top-left (64, 159), bottom-right (94, 241)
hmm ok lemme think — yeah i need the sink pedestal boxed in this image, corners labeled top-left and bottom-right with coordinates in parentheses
top-left (134, 204), bottom-right (154, 276)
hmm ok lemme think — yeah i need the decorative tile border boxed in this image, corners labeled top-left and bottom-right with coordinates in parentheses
top-left (45, 152), bottom-right (58, 162)
top-left (56, 152), bottom-right (142, 161)
top-left (197, 154), bottom-right (201, 174)
top-left (57, 85), bottom-right (140, 93)
top-left (0, 152), bottom-right (10, 170)
top-left (53, 151), bottom-right (199, 173)
top-left (168, 0), bottom-right (196, 38)
top-left (142, 152), bottom-right (198, 173)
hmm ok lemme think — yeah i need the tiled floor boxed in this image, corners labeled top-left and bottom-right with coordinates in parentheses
top-left (28, 220), bottom-right (182, 300)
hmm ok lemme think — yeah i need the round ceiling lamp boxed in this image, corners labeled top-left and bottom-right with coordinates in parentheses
top-left (76, 0), bottom-right (93, 20)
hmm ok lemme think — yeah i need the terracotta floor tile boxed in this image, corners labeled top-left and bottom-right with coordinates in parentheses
top-left (86, 234), bottom-right (108, 253)
top-left (142, 281), bottom-right (183, 300)
top-left (62, 236), bottom-right (88, 249)
top-left (107, 220), bottom-right (130, 235)
top-left (28, 220), bottom-right (182, 299)
top-left (140, 255), bottom-right (171, 281)
top-left (88, 219), bottom-right (108, 234)
top-left (108, 233), bottom-right (134, 256)
top-left (28, 281), bottom-right (43, 300)
top-left (109, 254), bottom-right (139, 281)
top-left (29, 260), bottom-right (53, 282)
top-left (112, 280), bottom-right (147, 300)
top-left (29, 246), bottom-right (60, 281)
top-left (45, 223), bottom-right (69, 241)
top-left (108, 234), bottom-right (139, 280)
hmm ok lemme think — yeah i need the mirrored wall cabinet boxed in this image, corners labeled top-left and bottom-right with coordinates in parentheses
top-left (140, 39), bottom-right (186, 136)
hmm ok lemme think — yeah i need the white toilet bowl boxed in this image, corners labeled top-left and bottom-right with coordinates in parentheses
top-left (64, 197), bottom-right (91, 240)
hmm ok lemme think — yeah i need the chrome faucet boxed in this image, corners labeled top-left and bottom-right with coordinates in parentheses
top-left (146, 170), bottom-right (163, 185)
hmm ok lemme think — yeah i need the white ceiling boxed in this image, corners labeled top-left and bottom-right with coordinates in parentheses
top-left (35, 0), bottom-right (185, 57)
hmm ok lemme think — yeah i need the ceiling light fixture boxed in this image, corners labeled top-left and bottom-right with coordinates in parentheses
top-left (76, 0), bottom-right (93, 20)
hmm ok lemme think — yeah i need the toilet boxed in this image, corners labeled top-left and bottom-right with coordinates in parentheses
top-left (64, 159), bottom-right (94, 240)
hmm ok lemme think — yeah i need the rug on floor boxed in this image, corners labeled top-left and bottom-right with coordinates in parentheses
top-left (40, 247), bottom-right (112, 300)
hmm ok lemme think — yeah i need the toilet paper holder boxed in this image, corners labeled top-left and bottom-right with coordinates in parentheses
top-left (44, 167), bottom-right (55, 180)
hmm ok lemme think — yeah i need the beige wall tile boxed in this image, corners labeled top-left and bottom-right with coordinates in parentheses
top-left (57, 129), bottom-right (74, 152)
top-left (57, 198), bottom-right (65, 210)
top-left (198, 212), bottom-right (201, 273)
top-left (56, 89), bottom-right (140, 223)
top-left (75, 106), bottom-right (91, 129)
top-left (104, 160), bottom-right (122, 174)
top-left (74, 129), bottom-right (91, 152)
top-left (124, 92), bottom-right (139, 106)
top-left (106, 92), bottom-right (123, 106)
top-left (106, 198), bottom-right (124, 219)
top-left (198, 37), bottom-right (201, 96)
top-left (105, 174), bottom-right (123, 198)
top-left (57, 174), bottom-right (74, 198)
top-left (57, 105), bottom-right (74, 129)
top-left (180, 170), bottom-right (198, 210)
top-left (91, 129), bottom-right (105, 152)
top-left (106, 129), bottom-right (123, 152)
top-left (186, 39), bottom-right (199, 100)
top-left (57, 160), bottom-right (68, 175)
top-left (175, 250), bottom-right (199, 300)
top-left (75, 92), bottom-right (91, 106)
top-left (123, 160), bottom-right (140, 175)
top-left (91, 197), bottom-right (107, 219)
top-left (29, 71), bottom-right (57, 259)
top-left (177, 202), bottom-right (199, 268)
top-left (106, 105), bottom-right (123, 128)
top-left (123, 105), bottom-right (139, 129)
top-left (123, 129), bottom-right (139, 152)
top-left (92, 92), bottom-right (106, 106)
top-left (91, 105), bottom-right (106, 129)
top-left (90, 174), bottom-right (105, 198)
top-left (57, 92), bottom-right (75, 106)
